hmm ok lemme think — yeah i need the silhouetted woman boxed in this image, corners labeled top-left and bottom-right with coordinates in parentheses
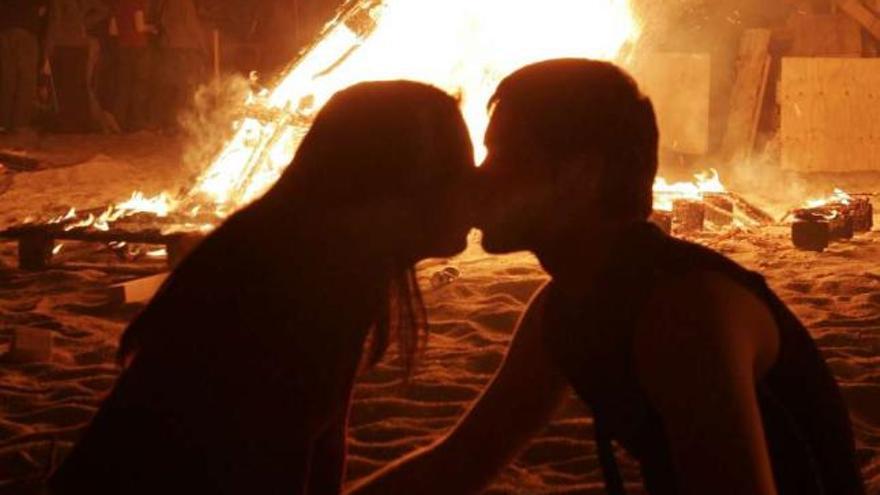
top-left (49, 81), bottom-right (475, 495)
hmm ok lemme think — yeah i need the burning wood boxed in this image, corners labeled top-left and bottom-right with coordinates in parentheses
top-left (672, 199), bottom-right (706, 233)
top-left (651, 170), bottom-right (777, 233)
top-left (652, 169), bottom-right (721, 233)
top-left (1, 199), bottom-right (210, 270)
top-left (789, 189), bottom-right (875, 251)
top-left (189, 0), bottom-right (640, 208)
top-left (704, 193), bottom-right (734, 227)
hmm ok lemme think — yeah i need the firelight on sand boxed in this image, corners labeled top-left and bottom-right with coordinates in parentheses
top-left (189, 0), bottom-right (640, 209)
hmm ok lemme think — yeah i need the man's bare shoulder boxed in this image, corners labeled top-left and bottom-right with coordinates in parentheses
top-left (633, 269), bottom-right (781, 396)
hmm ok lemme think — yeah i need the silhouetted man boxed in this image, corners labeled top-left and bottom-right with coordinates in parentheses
top-left (349, 59), bottom-right (864, 495)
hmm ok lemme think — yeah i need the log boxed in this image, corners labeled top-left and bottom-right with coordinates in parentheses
top-left (108, 273), bottom-right (169, 304)
top-left (727, 192), bottom-right (776, 225)
top-left (672, 200), bottom-right (705, 233)
top-left (845, 197), bottom-right (874, 232)
top-left (791, 209), bottom-right (853, 251)
top-left (704, 193), bottom-right (735, 227)
top-left (792, 220), bottom-right (831, 251)
top-left (3, 223), bottom-right (207, 270)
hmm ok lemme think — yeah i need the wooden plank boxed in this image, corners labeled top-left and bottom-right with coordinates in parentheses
top-left (748, 55), bottom-right (772, 164)
top-left (634, 52), bottom-right (711, 155)
top-left (720, 29), bottom-right (772, 165)
top-left (0, 225), bottom-right (189, 246)
top-left (779, 57), bottom-right (880, 172)
top-left (109, 273), bottom-right (169, 304)
top-left (837, 0), bottom-right (880, 39)
top-left (790, 14), bottom-right (863, 56)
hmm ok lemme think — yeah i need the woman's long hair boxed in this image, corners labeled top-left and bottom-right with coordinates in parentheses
top-left (266, 81), bottom-right (472, 374)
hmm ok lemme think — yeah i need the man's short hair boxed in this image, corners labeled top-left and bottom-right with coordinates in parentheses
top-left (490, 59), bottom-right (659, 219)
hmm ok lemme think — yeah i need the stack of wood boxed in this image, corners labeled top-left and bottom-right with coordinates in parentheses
top-left (0, 209), bottom-right (209, 270)
top-left (672, 199), bottom-right (707, 233)
top-left (649, 192), bottom-right (774, 236)
top-left (791, 196), bottom-right (874, 251)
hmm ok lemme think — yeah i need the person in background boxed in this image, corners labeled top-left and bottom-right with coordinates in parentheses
top-left (92, 0), bottom-right (119, 122)
top-left (83, 0), bottom-right (116, 131)
top-left (110, 0), bottom-right (155, 131)
top-left (155, 0), bottom-right (206, 132)
top-left (45, 0), bottom-right (110, 132)
top-left (0, 0), bottom-right (48, 136)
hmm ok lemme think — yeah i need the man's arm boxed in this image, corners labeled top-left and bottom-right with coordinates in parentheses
top-left (308, 401), bottom-right (350, 495)
top-left (633, 271), bottom-right (781, 495)
top-left (346, 283), bottom-right (569, 495)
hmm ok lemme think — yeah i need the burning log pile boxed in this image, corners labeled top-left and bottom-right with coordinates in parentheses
top-left (0, 193), bottom-right (212, 270)
top-left (788, 190), bottom-right (874, 252)
top-left (649, 170), bottom-right (774, 235)
top-left (1, 0), bottom-right (877, 271)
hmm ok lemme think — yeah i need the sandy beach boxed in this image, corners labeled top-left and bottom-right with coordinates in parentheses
top-left (1, 135), bottom-right (878, 494)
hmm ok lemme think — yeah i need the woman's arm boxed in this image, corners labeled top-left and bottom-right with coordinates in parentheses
top-left (634, 271), bottom-right (781, 495)
top-left (346, 283), bottom-right (569, 495)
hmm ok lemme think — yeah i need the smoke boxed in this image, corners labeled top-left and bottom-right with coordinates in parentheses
top-left (725, 152), bottom-right (814, 219)
top-left (177, 74), bottom-right (256, 191)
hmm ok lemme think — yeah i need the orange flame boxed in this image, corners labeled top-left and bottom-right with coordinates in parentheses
top-left (190, 0), bottom-right (640, 209)
top-left (653, 169), bottom-right (726, 212)
top-left (804, 188), bottom-right (852, 209)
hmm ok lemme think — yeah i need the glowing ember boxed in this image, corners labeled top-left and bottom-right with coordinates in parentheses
top-left (64, 213), bottom-right (96, 232)
top-left (190, 0), bottom-right (640, 209)
top-left (147, 248), bottom-right (168, 258)
top-left (49, 208), bottom-right (77, 224)
top-left (805, 188), bottom-right (853, 209)
top-left (48, 191), bottom-right (178, 233)
top-left (115, 191), bottom-right (178, 217)
top-left (653, 169), bottom-right (726, 212)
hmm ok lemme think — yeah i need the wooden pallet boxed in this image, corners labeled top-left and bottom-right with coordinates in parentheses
top-left (0, 222), bottom-right (205, 271)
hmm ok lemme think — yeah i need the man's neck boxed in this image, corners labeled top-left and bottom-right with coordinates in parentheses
top-left (534, 219), bottom-right (639, 286)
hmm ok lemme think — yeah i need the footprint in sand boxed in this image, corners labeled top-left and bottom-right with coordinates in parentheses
top-left (782, 280), bottom-right (813, 294)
